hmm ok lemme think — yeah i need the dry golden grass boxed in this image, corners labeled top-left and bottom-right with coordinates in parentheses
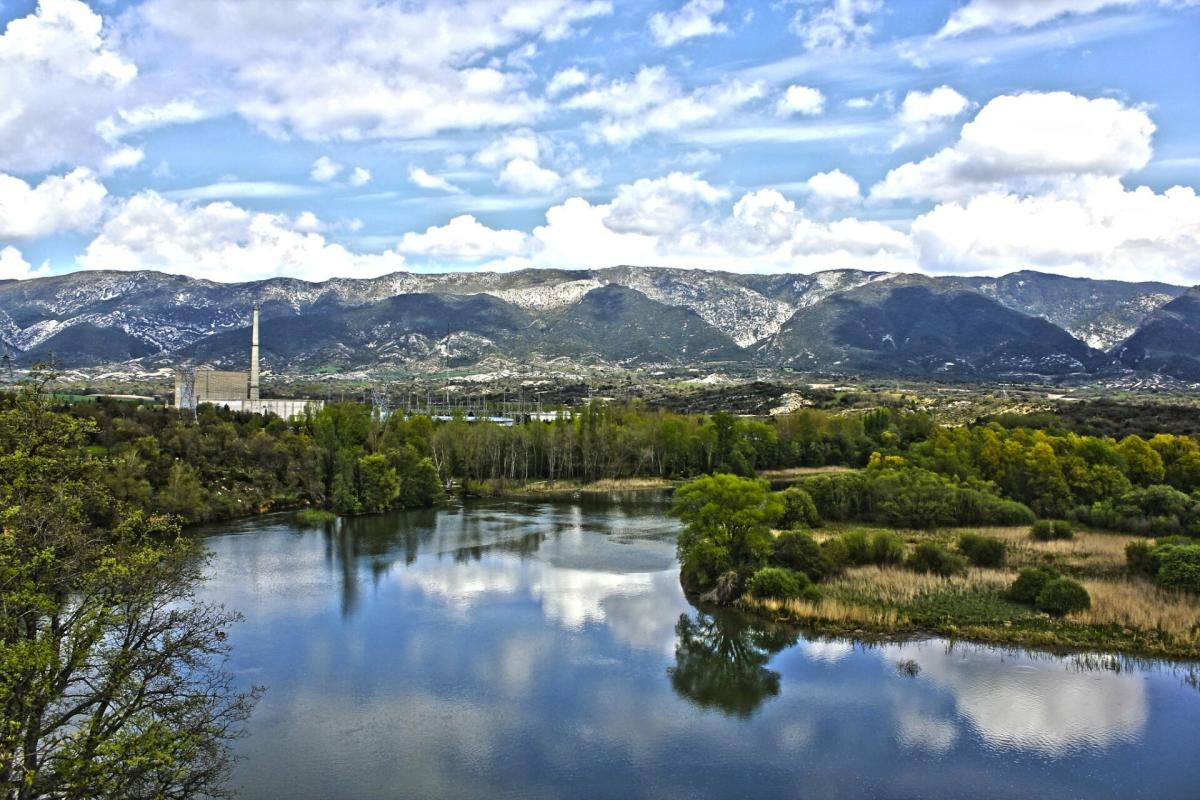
top-left (750, 595), bottom-right (908, 627)
top-left (758, 466), bottom-right (855, 479)
top-left (829, 565), bottom-right (1013, 604)
top-left (1075, 578), bottom-right (1200, 643)
top-left (975, 526), bottom-right (1137, 571)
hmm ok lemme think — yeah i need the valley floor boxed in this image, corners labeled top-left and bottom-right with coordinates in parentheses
top-left (744, 524), bottom-right (1200, 661)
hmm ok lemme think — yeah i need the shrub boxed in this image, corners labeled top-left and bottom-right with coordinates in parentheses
top-left (1125, 541), bottom-right (1161, 578)
top-left (871, 469), bottom-right (957, 529)
top-left (819, 537), bottom-right (849, 577)
top-left (958, 532), bottom-right (1006, 567)
top-left (1031, 519), bottom-right (1073, 541)
top-left (295, 508), bottom-right (336, 526)
top-left (906, 542), bottom-right (967, 576)
top-left (802, 473), bottom-right (871, 522)
top-left (746, 566), bottom-right (819, 601)
top-left (1155, 543), bottom-right (1200, 594)
top-left (777, 487), bottom-right (822, 529)
top-left (772, 530), bottom-right (831, 582)
top-left (1035, 577), bottom-right (1091, 616)
top-left (842, 530), bottom-right (905, 566)
top-left (1009, 567), bottom-right (1059, 604)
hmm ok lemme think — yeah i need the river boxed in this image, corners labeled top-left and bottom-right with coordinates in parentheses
top-left (197, 494), bottom-right (1200, 800)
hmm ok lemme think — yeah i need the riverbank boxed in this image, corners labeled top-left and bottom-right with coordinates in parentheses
top-left (742, 524), bottom-right (1200, 660)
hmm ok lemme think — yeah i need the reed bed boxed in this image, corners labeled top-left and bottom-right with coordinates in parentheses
top-left (1076, 578), bottom-right (1200, 643)
top-left (749, 595), bottom-right (908, 628)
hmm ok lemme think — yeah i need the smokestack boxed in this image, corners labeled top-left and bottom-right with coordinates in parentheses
top-left (250, 303), bottom-right (260, 401)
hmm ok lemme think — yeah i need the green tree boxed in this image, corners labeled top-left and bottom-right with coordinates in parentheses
top-left (0, 376), bottom-right (257, 799)
top-left (1118, 435), bottom-right (1166, 486)
top-left (357, 453), bottom-right (400, 512)
top-left (669, 474), bottom-right (782, 593)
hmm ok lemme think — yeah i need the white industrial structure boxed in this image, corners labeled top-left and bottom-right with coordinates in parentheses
top-left (174, 304), bottom-right (323, 417)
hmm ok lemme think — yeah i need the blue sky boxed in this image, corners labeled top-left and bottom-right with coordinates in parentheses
top-left (0, 0), bottom-right (1198, 284)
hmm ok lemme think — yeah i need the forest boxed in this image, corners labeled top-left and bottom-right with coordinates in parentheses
top-left (36, 393), bottom-right (1200, 539)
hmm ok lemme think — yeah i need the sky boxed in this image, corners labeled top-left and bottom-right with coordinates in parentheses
top-left (0, 0), bottom-right (1198, 285)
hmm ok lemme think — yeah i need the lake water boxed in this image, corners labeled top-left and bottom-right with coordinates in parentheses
top-left (199, 495), bottom-right (1200, 800)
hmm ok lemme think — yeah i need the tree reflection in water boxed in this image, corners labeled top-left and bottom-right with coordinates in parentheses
top-left (668, 608), bottom-right (798, 718)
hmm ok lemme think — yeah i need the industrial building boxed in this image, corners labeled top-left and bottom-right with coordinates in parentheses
top-left (174, 304), bottom-right (323, 417)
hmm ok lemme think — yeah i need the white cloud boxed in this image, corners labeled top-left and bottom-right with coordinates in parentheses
top-left (0, 168), bottom-right (108, 239)
top-left (806, 169), bottom-right (861, 204)
top-left (546, 67), bottom-right (591, 96)
top-left (605, 172), bottom-right (728, 235)
top-left (0, 246), bottom-right (50, 280)
top-left (872, 91), bottom-right (1155, 201)
top-left (0, 0), bottom-right (139, 172)
top-left (409, 167), bottom-right (462, 194)
top-left (475, 130), bottom-right (541, 168)
top-left (97, 99), bottom-right (207, 141)
top-left (310, 156), bottom-right (343, 182)
top-left (349, 167), bottom-right (372, 187)
top-left (165, 181), bottom-right (317, 200)
top-left (80, 192), bottom-right (404, 281)
top-left (498, 158), bottom-right (564, 194)
top-left (938, 0), bottom-right (1144, 37)
top-left (397, 214), bottom-right (530, 260)
top-left (776, 85), bottom-right (826, 117)
top-left (138, 0), bottom-right (612, 141)
top-left (565, 66), bottom-right (765, 144)
top-left (790, 0), bottom-right (882, 52)
top-left (890, 85), bottom-right (970, 149)
top-left (649, 0), bottom-right (728, 47)
top-left (911, 176), bottom-right (1200, 282)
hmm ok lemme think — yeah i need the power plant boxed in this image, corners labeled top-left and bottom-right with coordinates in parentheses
top-left (174, 304), bottom-right (323, 417)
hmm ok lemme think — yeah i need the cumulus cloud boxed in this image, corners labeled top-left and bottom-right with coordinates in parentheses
top-left (0, 247), bottom-right (50, 281)
top-left (605, 173), bottom-right (728, 235)
top-left (397, 214), bottom-right (530, 260)
top-left (776, 85), bottom-right (826, 117)
top-left (349, 167), bottom-right (372, 187)
top-left (565, 66), bottom-right (764, 144)
top-left (498, 158), bottom-right (566, 194)
top-left (890, 86), bottom-right (970, 149)
top-left (790, 0), bottom-right (882, 52)
top-left (137, 0), bottom-right (612, 141)
top-left (872, 91), bottom-right (1155, 201)
top-left (0, 0), bottom-right (139, 172)
top-left (911, 176), bottom-right (1200, 281)
top-left (310, 156), bottom-right (343, 182)
top-left (546, 67), bottom-right (591, 96)
top-left (938, 0), bottom-right (1145, 37)
top-left (0, 169), bottom-right (108, 239)
top-left (649, 0), bottom-right (728, 47)
top-left (806, 169), bottom-right (861, 205)
top-left (409, 166), bottom-right (463, 194)
top-left (475, 130), bottom-right (542, 168)
top-left (80, 192), bottom-right (404, 281)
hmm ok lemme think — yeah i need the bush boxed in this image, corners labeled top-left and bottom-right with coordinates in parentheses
top-left (1031, 519), bottom-right (1073, 541)
top-left (819, 537), bottom-right (849, 577)
top-left (1155, 543), bottom-right (1200, 594)
top-left (746, 567), bottom-right (819, 601)
top-left (1125, 541), bottom-right (1161, 578)
top-left (777, 487), bottom-right (822, 529)
top-left (1035, 577), bottom-right (1091, 616)
top-left (958, 532), bottom-right (1006, 567)
top-left (772, 530), bottom-right (831, 582)
top-left (842, 529), bottom-right (905, 566)
top-left (1009, 567), bottom-right (1059, 604)
top-left (906, 542), bottom-right (967, 576)
top-left (295, 508), bottom-right (336, 526)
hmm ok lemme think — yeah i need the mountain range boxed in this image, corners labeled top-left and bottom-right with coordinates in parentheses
top-left (0, 266), bottom-right (1196, 382)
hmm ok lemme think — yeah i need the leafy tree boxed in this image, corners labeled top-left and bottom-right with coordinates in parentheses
top-left (0, 375), bottom-right (258, 799)
top-left (771, 530), bottom-right (832, 582)
top-left (745, 567), bottom-right (816, 600)
top-left (670, 474), bottom-right (782, 593)
top-left (357, 453), bottom-right (400, 512)
top-left (776, 487), bottom-right (821, 529)
top-left (1118, 435), bottom-right (1166, 486)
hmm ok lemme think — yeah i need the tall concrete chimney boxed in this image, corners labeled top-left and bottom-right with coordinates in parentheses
top-left (249, 303), bottom-right (260, 401)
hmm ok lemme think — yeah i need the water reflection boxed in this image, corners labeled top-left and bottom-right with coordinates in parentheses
top-left (669, 609), bottom-right (798, 717)
top-left (199, 499), bottom-right (1200, 800)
